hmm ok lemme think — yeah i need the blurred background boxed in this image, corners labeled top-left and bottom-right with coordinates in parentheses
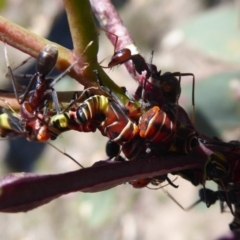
top-left (0, 0), bottom-right (240, 239)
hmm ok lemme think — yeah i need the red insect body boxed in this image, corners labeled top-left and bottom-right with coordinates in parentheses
top-left (138, 106), bottom-right (175, 150)
top-left (108, 48), bottom-right (132, 68)
top-left (129, 178), bottom-right (152, 188)
top-left (75, 95), bottom-right (139, 146)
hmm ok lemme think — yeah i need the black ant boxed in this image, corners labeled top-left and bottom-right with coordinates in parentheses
top-left (105, 32), bottom-right (195, 121)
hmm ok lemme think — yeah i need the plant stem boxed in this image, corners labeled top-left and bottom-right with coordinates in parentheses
top-left (63, 0), bottom-right (99, 61)
top-left (0, 2), bottom-right (141, 111)
top-left (90, 0), bottom-right (138, 76)
top-left (63, 0), bottom-right (140, 109)
top-left (0, 16), bottom-right (73, 71)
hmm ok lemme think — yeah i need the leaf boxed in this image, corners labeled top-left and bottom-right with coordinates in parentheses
top-left (182, 6), bottom-right (240, 64)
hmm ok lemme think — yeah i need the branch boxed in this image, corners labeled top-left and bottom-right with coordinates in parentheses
top-left (0, 91), bottom-right (86, 110)
top-left (0, 145), bottom-right (206, 212)
top-left (63, 0), bottom-right (136, 105)
top-left (90, 0), bottom-right (138, 76)
top-left (0, 1), bottom-right (140, 109)
top-left (63, 0), bottom-right (99, 60)
top-left (90, 0), bottom-right (135, 51)
top-left (0, 16), bottom-right (73, 72)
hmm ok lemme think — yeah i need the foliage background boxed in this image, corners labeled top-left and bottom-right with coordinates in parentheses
top-left (0, 0), bottom-right (239, 239)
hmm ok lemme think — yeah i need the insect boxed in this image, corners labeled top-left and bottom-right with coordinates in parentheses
top-left (0, 98), bottom-right (52, 142)
top-left (79, 69), bottom-right (196, 161)
top-left (0, 107), bottom-right (25, 138)
top-left (104, 138), bottom-right (178, 187)
top-left (112, 53), bottom-right (196, 159)
top-left (229, 203), bottom-right (240, 231)
top-left (6, 45), bottom-right (59, 117)
top-left (108, 46), bottom-right (198, 151)
top-left (74, 70), bottom-right (172, 160)
top-left (203, 152), bottom-right (230, 185)
top-left (108, 48), bottom-right (149, 77)
top-left (49, 105), bottom-right (98, 134)
top-left (101, 30), bottom-right (197, 151)
top-left (75, 94), bottom-right (139, 145)
top-left (129, 175), bottom-right (178, 189)
top-left (108, 48), bottom-right (195, 110)
top-left (0, 105), bottom-right (85, 168)
top-left (138, 106), bottom-right (198, 153)
top-left (100, 105), bottom-right (193, 188)
top-left (49, 87), bottom-right (117, 136)
top-left (202, 150), bottom-right (240, 226)
top-left (4, 44), bottom-right (79, 141)
top-left (165, 186), bottom-right (239, 212)
top-left (199, 187), bottom-right (240, 232)
top-left (203, 151), bottom-right (238, 199)
top-left (105, 139), bottom-right (121, 160)
top-left (120, 136), bottom-right (149, 160)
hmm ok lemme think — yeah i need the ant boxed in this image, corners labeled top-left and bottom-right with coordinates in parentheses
top-left (105, 32), bottom-right (195, 121)
top-left (111, 48), bottom-right (194, 106)
top-left (105, 139), bottom-right (179, 189)
top-left (4, 43), bottom-right (80, 141)
top-left (129, 176), bottom-right (178, 189)
top-left (167, 186), bottom-right (240, 232)
top-left (0, 104), bottom-right (85, 169)
top-left (0, 105), bottom-right (25, 138)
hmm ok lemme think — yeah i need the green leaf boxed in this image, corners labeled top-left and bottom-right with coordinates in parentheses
top-left (182, 6), bottom-right (240, 64)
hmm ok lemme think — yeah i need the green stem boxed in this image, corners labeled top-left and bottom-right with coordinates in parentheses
top-left (63, 0), bottom-right (140, 111)
top-left (63, 0), bottom-right (98, 60)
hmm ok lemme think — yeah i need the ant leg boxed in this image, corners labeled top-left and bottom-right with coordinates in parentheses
top-left (50, 40), bottom-right (94, 87)
top-left (18, 74), bottom-right (38, 104)
top-left (3, 43), bottom-right (18, 100)
top-left (9, 73), bottom-right (34, 80)
top-left (149, 50), bottom-right (154, 66)
top-left (47, 142), bottom-right (84, 168)
top-left (165, 175), bottom-right (179, 188)
top-left (218, 180), bottom-right (235, 217)
top-left (161, 187), bottom-right (210, 211)
top-left (161, 188), bottom-right (189, 210)
top-left (51, 88), bottom-right (61, 114)
top-left (98, 27), bottom-right (119, 53)
top-left (180, 73), bottom-right (195, 124)
top-left (11, 56), bottom-right (32, 72)
top-left (0, 98), bottom-right (17, 113)
top-left (50, 61), bottom-right (78, 87)
top-left (147, 176), bottom-right (178, 190)
top-left (3, 42), bottom-right (38, 104)
top-left (93, 69), bottom-right (129, 114)
top-left (61, 87), bottom-right (98, 114)
top-left (61, 91), bottom-right (82, 112)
